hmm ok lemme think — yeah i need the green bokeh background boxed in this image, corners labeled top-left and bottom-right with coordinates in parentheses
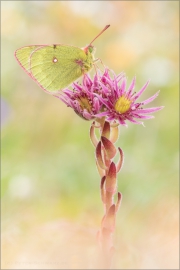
top-left (1, 1), bottom-right (179, 269)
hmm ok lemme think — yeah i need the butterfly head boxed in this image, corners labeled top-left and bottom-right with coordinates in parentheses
top-left (83, 45), bottom-right (95, 55)
top-left (87, 45), bottom-right (94, 53)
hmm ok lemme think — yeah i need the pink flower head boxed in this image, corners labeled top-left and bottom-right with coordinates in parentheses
top-left (58, 74), bottom-right (102, 120)
top-left (57, 68), bottom-right (163, 125)
top-left (95, 69), bottom-right (164, 126)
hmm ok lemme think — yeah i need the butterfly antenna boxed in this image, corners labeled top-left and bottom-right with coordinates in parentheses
top-left (89, 25), bottom-right (110, 46)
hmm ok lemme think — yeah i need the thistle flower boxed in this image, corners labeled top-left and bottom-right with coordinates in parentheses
top-left (95, 69), bottom-right (164, 126)
top-left (58, 74), bottom-right (102, 120)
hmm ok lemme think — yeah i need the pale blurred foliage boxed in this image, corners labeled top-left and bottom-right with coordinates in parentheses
top-left (1, 1), bottom-right (179, 269)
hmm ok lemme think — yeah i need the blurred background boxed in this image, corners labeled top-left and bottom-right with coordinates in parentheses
top-left (1, 1), bottom-right (179, 269)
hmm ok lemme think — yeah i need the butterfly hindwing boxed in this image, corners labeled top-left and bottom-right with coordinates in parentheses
top-left (15, 45), bottom-right (40, 75)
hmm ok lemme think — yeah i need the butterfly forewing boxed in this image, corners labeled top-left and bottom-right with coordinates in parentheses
top-left (16, 45), bottom-right (90, 93)
top-left (15, 45), bottom-right (89, 93)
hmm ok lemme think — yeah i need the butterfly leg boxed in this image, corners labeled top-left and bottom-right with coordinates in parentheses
top-left (93, 58), bottom-right (105, 73)
top-left (93, 58), bottom-right (106, 68)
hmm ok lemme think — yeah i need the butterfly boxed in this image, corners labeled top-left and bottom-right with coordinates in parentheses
top-left (15, 25), bottom-right (110, 94)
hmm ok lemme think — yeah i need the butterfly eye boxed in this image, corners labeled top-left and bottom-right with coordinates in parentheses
top-left (53, 57), bottom-right (58, 63)
top-left (88, 46), bottom-right (94, 53)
